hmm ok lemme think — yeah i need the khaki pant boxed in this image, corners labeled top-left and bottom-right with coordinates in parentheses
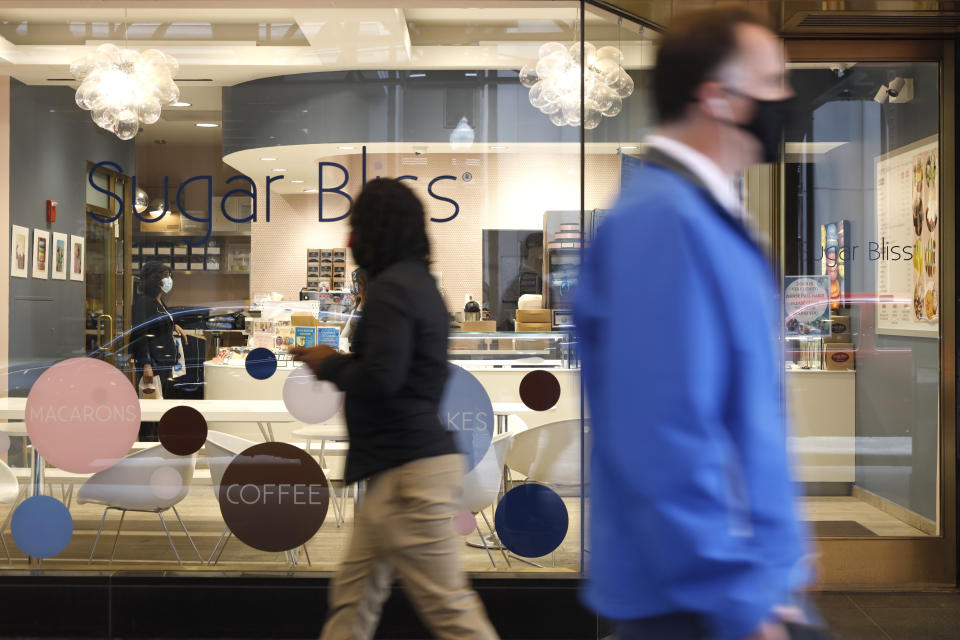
top-left (320, 454), bottom-right (499, 640)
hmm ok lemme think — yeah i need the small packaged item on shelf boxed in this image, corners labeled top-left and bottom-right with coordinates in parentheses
top-left (516, 308), bottom-right (552, 324)
top-left (206, 255), bottom-right (220, 271)
top-left (824, 342), bottom-right (855, 370)
top-left (516, 322), bottom-right (552, 332)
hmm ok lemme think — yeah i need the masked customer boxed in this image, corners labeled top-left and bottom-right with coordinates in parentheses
top-left (576, 8), bottom-right (825, 640)
top-left (290, 178), bottom-right (498, 640)
top-left (130, 260), bottom-right (189, 440)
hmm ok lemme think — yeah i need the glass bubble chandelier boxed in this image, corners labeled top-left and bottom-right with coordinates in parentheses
top-left (70, 43), bottom-right (180, 141)
top-left (520, 42), bottom-right (633, 129)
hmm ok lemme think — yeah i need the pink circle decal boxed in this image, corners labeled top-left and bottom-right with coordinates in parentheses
top-left (454, 509), bottom-right (476, 536)
top-left (149, 466), bottom-right (183, 501)
top-left (25, 358), bottom-right (140, 474)
top-left (282, 363), bottom-right (344, 424)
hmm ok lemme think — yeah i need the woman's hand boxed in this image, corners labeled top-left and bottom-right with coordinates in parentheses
top-left (289, 345), bottom-right (337, 378)
top-left (174, 324), bottom-right (188, 344)
top-left (143, 363), bottom-right (154, 383)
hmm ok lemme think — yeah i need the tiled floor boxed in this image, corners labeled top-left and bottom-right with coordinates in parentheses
top-left (813, 591), bottom-right (960, 640)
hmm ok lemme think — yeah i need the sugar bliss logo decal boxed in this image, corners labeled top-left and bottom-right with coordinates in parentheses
top-left (88, 145), bottom-right (462, 247)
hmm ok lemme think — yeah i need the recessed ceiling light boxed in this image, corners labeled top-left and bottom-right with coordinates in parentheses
top-left (338, 145), bottom-right (355, 150)
top-left (291, 180), bottom-right (305, 184)
top-left (171, 101), bottom-right (191, 107)
top-left (272, 168), bottom-right (286, 172)
top-left (409, 73), bottom-right (426, 78)
top-left (490, 145), bottom-right (507, 150)
top-left (464, 72), bottom-right (478, 77)
top-left (259, 157), bottom-right (277, 161)
top-left (303, 188), bottom-right (318, 193)
top-left (195, 123), bottom-right (219, 128)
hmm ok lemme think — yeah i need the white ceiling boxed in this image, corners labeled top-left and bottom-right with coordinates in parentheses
top-left (0, 3), bottom-right (652, 144)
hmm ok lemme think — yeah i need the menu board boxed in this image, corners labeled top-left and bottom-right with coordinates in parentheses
top-left (875, 135), bottom-right (939, 337)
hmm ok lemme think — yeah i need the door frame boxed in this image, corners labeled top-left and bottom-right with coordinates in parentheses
top-left (782, 39), bottom-right (957, 587)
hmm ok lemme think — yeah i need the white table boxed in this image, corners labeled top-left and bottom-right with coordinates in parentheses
top-left (0, 398), bottom-right (299, 496)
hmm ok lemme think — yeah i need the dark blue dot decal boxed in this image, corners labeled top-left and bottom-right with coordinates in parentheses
top-left (245, 348), bottom-right (278, 380)
top-left (494, 483), bottom-right (568, 558)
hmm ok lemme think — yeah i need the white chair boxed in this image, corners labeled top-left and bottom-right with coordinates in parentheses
top-left (291, 424), bottom-right (351, 528)
top-left (204, 430), bottom-right (311, 567)
top-left (0, 459), bottom-right (24, 563)
top-left (506, 419), bottom-right (583, 487)
top-left (461, 432), bottom-right (513, 568)
top-left (77, 444), bottom-right (202, 565)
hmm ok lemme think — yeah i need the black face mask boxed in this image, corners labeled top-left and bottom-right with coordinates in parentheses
top-left (725, 88), bottom-right (796, 163)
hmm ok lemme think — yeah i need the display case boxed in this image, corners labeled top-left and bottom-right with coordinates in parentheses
top-left (447, 331), bottom-right (574, 369)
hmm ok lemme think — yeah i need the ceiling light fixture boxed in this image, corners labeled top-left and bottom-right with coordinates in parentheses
top-left (291, 180), bottom-right (305, 184)
top-left (260, 157), bottom-right (277, 161)
top-left (171, 101), bottom-right (191, 107)
top-left (272, 168), bottom-right (286, 172)
top-left (303, 188), bottom-right (319, 193)
top-left (520, 42), bottom-right (633, 129)
top-left (195, 123), bottom-right (219, 127)
top-left (338, 146), bottom-right (355, 150)
top-left (620, 145), bottom-right (638, 150)
top-left (71, 42), bottom-right (180, 140)
top-left (409, 73), bottom-right (427, 78)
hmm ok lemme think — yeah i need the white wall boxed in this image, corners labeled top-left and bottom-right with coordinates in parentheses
top-left (250, 151), bottom-right (621, 310)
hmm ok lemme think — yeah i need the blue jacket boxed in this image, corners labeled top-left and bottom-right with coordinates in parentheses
top-left (576, 158), bottom-right (809, 640)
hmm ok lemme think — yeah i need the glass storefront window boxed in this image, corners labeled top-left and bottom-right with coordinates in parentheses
top-left (783, 61), bottom-right (942, 538)
top-left (0, 2), bottom-right (656, 579)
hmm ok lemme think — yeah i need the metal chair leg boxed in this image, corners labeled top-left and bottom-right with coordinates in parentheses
top-left (208, 526), bottom-right (229, 565)
top-left (287, 549), bottom-right (297, 566)
top-left (214, 531), bottom-right (231, 565)
top-left (0, 530), bottom-right (10, 563)
top-left (109, 509), bottom-right (127, 563)
top-left (480, 510), bottom-right (510, 567)
top-left (88, 507), bottom-right (110, 564)
top-left (475, 521), bottom-right (496, 568)
top-left (301, 544), bottom-right (312, 567)
top-left (157, 511), bottom-right (183, 566)
top-left (172, 506), bottom-right (203, 562)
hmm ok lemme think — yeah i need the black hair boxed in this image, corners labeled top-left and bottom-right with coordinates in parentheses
top-left (140, 260), bottom-right (171, 298)
top-left (652, 7), bottom-right (769, 124)
top-left (350, 178), bottom-right (430, 277)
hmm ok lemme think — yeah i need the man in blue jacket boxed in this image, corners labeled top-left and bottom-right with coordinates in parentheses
top-left (576, 8), bottom-right (812, 640)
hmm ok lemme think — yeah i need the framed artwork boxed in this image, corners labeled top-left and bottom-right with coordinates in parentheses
top-left (70, 235), bottom-right (85, 281)
top-left (52, 232), bottom-right (68, 280)
top-left (32, 228), bottom-right (49, 279)
top-left (10, 224), bottom-right (29, 278)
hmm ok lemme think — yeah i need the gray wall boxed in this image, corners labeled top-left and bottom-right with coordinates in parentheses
top-left (8, 81), bottom-right (134, 395)
top-left (793, 63), bottom-right (940, 520)
top-left (222, 70), bottom-right (649, 154)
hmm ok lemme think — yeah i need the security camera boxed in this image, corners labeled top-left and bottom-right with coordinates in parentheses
top-left (874, 77), bottom-right (914, 104)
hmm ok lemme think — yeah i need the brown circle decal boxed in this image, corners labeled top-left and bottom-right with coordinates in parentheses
top-left (218, 442), bottom-right (329, 552)
top-left (158, 406), bottom-right (208, 456)
top-left (519, 370), bottom-right (561, 411)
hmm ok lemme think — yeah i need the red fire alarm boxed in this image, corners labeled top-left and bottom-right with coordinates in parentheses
top-left (46, 199), bottom-right (57, 223)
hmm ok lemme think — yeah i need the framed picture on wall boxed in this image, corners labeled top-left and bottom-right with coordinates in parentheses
top-left (32, 228), bottom-right (49, 279)
top-left (70, 235), bottom-right (85, 281)
top-left (10, 224), bottom-right (29, 278)
top-left (51, 232), bottom-right (68, 280)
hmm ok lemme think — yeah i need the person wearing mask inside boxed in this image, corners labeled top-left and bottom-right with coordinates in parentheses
top-left (290, 178), bottom-right (498, 640)
top-left (130, 260), bottom-right (188, 440)
top-left (576, 7), bottom-right (826, 640)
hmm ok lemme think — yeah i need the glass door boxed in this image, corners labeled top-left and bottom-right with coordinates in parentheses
top-left (779, 40), bottom-right (956, 586)
top-left (84, 162), bottom-right (132, 369)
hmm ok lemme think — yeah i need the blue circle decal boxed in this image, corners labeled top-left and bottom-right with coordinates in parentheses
top-left (438, 364), bottom-right (493, 471)
top-left (245, 348), bottom-right (278, 380)
top-left (494, 484), bottom-right (568, 558)
top-left (11, 495), bottom-right (73, 558)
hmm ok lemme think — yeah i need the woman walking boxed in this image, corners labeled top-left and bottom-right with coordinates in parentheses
top-left (291, 178), bottom-right (498, 640)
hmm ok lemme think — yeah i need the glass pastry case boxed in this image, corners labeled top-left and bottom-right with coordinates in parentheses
top-left (447, 331), bottom-right (574, 369)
